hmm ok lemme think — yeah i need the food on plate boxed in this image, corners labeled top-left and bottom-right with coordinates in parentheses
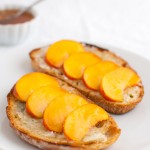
top-left (43, 93), bottom-right (88, 133)
top-left (29, 40), bottom-right (144, 114)
top-left (6, 72), bottom-right (121, 150)
top-left (45, 40), bottom-right (85, 68)
top-left (83, 61), bottom-right (118, 90)
top-left (64, 103), bottom-right (108, 141)
top-left (26, 85), bottom-right (66, 118)
top-left (100, 67), bottom-right (140, 102)
top-left (14, 72), bottom-right (59, 101)
top-left (63, 52), bottom-right (101, 79)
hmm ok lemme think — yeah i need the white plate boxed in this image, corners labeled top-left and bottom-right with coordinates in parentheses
top-left (0, 46), bottom-right (150, 150)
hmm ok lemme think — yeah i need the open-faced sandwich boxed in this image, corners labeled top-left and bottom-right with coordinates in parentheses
top-left (29, 40), bottom-right (144, 114)
top-left (6, 72), bottom-right (121, 150)
top-left (6, 40), bottom-right (145, 149)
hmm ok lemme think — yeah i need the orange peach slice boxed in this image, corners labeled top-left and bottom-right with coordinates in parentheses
top-left (63, 52), bottom-right (101, 79)
top-left (26, 86), bottom-right (66, 118)
top-left (45, 40), bottom-right (84, 68)
top-left (14, 72), bottom-right (59, 101)
top-left (43, 93), bottom-right (88, 133)
top-left (83, 61), bottom-right (118, 90)
top-left (64, 103), bottom-right (108, 141)
top-left (100, 67), bottom-right (140, 102)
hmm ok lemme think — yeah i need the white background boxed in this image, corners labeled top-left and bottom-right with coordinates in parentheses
top-left (0, 0), bottom-right (150, 60)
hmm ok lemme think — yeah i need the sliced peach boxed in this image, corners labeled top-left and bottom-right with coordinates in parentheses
top-left (64, 103), bottom-right (108, 141)
top-left (63, 52), bottom-right (101, 79)
top-left (14, 72), bottom-right (59, 101)
top-left (100, 67), bottom-right (140, 102)
top-left (83, 61), bottom-right (118, 90)
top-left (43, 93), bottom-right (88, 133)
top-left (45, 40), bottom-right (84, 68)
top-left (26, 86), bottom-right (66, 118)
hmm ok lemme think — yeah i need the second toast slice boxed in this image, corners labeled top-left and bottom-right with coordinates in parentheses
top-left (29, 42), bottom-right (144, 114)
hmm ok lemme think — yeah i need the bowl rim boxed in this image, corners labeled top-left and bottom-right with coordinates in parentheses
top-left (0, 4), bottom-right (38, 27)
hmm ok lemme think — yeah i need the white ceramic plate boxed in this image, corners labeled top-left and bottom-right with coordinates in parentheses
top-left (0, 46), bottom-right (149, 150)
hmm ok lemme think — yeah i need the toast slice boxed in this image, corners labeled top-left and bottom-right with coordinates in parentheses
top-left (6, 79), bottom-right (121, 150)
top-left (29, 43), bottom-right (144, 114)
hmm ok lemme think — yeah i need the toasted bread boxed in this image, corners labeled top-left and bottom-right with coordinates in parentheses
top-left (29, 43), bottom-right (144, 114)
top-left (6, 79), bottom-right (121, 150)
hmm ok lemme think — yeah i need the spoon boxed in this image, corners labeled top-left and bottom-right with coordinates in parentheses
top-left (0, 0), bottom-right (43, 24)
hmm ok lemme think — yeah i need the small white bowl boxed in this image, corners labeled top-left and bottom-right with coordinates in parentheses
top-left (0, 5), bottom-right (38, 45)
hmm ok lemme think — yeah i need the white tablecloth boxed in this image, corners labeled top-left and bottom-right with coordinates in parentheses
top-left (0, 0), bottom-right (150, 60)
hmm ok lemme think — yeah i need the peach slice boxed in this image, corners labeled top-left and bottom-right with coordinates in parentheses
top-left (14, 72), bottom-right (59, 101)
top-left (83, 61), bottom-right (118, 90)
top-left (64, 103), bottom-right (108, 141)
top-left (63, 52), bottom-right (101, 79)
top-left (100, 67), bottom-right (140, 102)
top-left (45, 40), bottom-right (84, 68)
top-left (43, 93), bottom-right (88, 133)
top-left (26, 86), bottom-right (66, 118)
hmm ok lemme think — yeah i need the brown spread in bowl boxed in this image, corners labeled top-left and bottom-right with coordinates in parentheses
top-left (0, 9), bottom-right (34, 25)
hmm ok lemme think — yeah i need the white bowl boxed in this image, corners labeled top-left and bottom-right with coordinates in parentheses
top-left (0, 5), bottom-right (38, 45)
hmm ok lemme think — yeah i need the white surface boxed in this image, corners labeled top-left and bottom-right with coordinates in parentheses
top-left (0, 0), bottom-right (150, 59)
top-left (0, 46), bottom-right (149, 150)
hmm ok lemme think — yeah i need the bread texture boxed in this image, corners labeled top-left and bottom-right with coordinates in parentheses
top-left (29, 43), bottom-right (144, 114)
top-left (6, 79), bottom-right (121, 150)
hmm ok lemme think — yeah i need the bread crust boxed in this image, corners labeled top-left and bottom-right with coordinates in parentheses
top-left (29, 43), bottom-right (144, 114)
top-left (6, 83), bottom-right (121, 150)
